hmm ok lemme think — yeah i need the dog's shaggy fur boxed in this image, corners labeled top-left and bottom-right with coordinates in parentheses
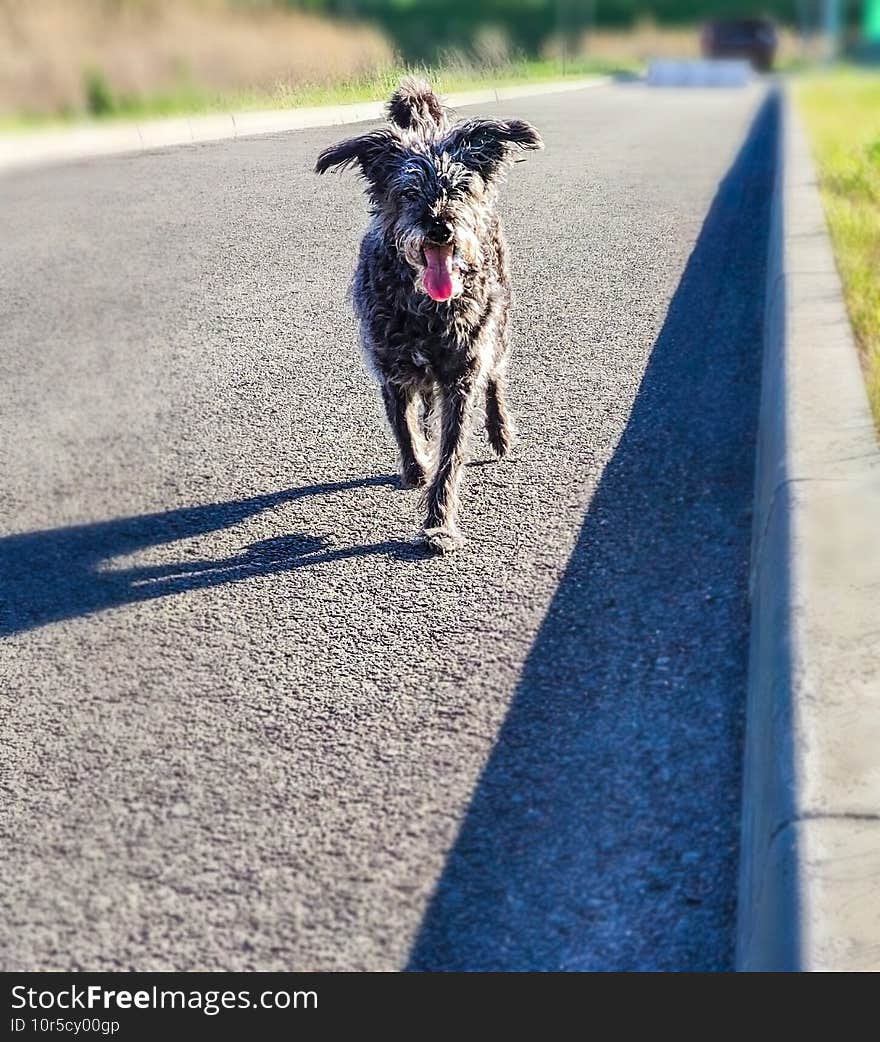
top-left (315, 78), bottom-right (543, 551)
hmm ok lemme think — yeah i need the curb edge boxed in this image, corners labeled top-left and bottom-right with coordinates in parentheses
top-left (736, 88), bottom-right (880, 972)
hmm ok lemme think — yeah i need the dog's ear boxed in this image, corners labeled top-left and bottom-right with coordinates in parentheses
top-left (315, 129), bottom-right (404, 194)
top-left (443, 118), bottom-right (543, 182)
top-left (388, 76), bottom-right (448, 135)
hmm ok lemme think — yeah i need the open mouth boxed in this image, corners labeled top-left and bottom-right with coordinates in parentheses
top-left (422, 243), bottom-right (455, 302)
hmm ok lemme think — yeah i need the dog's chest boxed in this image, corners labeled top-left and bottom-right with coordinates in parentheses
top-left (403, 315), bottom-right (480, 380)
top-left (371, 303), bottom-right (480, 380)
top-left (355, 246), bottom-right (504, 385)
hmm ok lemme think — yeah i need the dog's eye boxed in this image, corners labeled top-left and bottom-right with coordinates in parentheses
top-left (401, 188), bottom-right (419, 202)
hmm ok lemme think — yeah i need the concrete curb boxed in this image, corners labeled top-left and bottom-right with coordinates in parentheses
top-left (0, 76), bottom-right (609, 173)
top-left (737, 90), bottom-right (880, 971)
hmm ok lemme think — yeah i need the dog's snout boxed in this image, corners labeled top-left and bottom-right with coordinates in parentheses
top-left (427, 219), bottom-right (454, 245)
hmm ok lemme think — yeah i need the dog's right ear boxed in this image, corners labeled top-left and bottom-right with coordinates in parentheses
top-left (315, 129), bottom-right (403, 194)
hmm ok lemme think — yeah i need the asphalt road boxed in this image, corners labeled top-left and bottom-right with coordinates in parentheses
top-left (1, 83), bottom-right (775, 971)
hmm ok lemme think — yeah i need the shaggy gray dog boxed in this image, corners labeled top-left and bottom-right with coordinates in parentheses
top-left (315, 78), bottom-right (542, 552)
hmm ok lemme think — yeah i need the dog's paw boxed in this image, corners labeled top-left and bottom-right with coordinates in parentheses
top-left (413, 525), bottom-right (465, 554)
top-left (487, 418), bottom-right (514, 460)
top-left (487, 423), bottom-right (516, 459)
top-left (399, 464), bottom-right (427, 489)
top-left (488, 433), bottom-right (514, 459)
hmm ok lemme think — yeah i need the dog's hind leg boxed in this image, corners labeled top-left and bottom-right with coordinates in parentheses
top-left (419, 385), bottom-right (437, 447)
top-left (382, 382), bottom-right (428, 488)
top-left (419, 380), bottom-right (475, 552)
top-left (420, 386), bottom-right (435, 436)
top-left (485, 374), bottom-right (515, 458)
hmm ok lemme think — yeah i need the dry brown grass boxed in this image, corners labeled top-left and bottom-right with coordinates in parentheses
top-left (0, 0), bottom-right (393, 117)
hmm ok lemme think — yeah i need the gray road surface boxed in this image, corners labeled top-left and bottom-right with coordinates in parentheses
top-left (1, 83), bottom-right (775, 971)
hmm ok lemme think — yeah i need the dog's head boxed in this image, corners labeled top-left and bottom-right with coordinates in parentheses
top-left (315, 79), bottom-right (543, 302)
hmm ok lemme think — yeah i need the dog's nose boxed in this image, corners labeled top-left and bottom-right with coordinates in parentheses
top-left (428, 220), bottom-right (454, 245)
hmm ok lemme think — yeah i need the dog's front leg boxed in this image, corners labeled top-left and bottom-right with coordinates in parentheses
top-left (382, 382), bottom-right (428, 488)
top-left (419, 379), bottom-right (476, 553)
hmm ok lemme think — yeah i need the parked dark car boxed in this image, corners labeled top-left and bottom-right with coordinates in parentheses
top-left (701, 18), bottom-right (778, 71)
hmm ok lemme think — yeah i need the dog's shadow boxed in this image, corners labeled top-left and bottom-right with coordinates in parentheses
top-left (0, 475), bottom-right (417, 640)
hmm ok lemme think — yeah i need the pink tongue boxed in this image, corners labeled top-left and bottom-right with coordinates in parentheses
top-left (423, 244), bottom-right (454, 302)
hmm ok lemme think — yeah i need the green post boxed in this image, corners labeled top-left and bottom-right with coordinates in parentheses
top-left (865, 0), bottom-right (880, 42)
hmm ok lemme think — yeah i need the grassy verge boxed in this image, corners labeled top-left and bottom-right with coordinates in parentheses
top-left (796, 70), bottom-right (880, 427)
top-left (0, 57), bottom-right (634, 134)
top-left (237, 56), bottom-right (633, 115)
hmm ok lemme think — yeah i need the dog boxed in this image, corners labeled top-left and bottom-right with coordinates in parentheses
top-left (315, 78), bottom-right (543, 552)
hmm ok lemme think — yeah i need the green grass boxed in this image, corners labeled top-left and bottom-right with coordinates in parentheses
top-left (0, 56), bottom-right (636, 133)
top-left (796, 69), bottom-right (880, 427)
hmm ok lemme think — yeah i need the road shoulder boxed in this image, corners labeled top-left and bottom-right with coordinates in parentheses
top-left (737, 89), bottom-right (880, 972)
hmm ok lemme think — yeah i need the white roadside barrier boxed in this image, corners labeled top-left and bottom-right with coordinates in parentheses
top-left (647, 59), bottom-right (753, 87)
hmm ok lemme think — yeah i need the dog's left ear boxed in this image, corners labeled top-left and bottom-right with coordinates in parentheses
top-left (443, 118), bottom-right (543, 182)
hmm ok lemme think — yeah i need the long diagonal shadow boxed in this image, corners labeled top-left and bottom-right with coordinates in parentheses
top-left (0, 475), bottom-right (410, 639)
top-left (407, 94), bottom-right (780, 971)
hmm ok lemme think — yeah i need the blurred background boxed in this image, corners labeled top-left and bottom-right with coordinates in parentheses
top-left (1, 0), bottom-right (878, 123)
